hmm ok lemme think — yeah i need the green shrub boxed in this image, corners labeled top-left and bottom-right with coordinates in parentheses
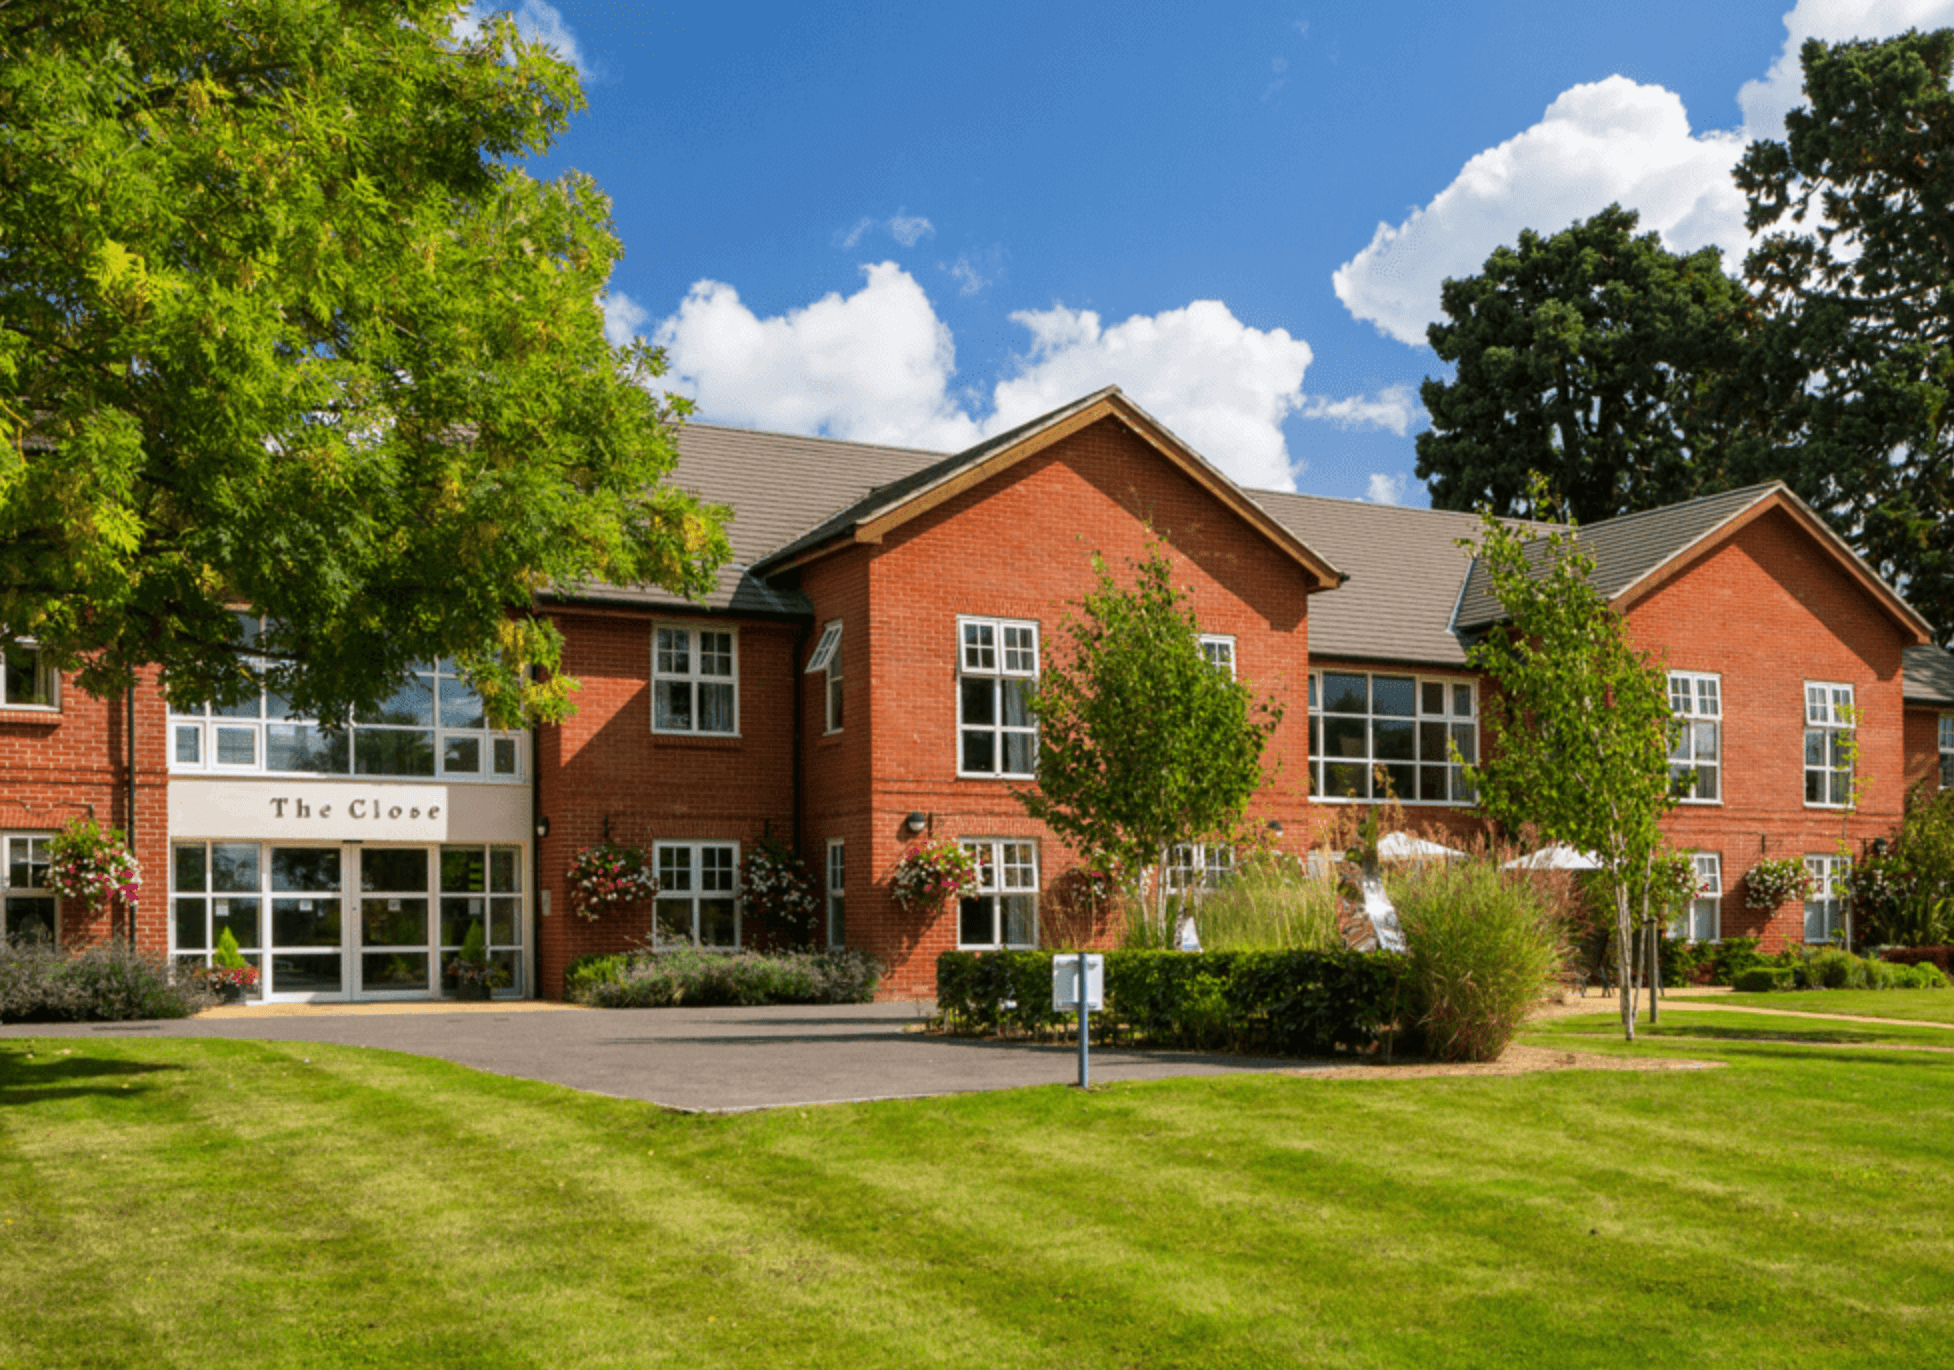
top-left (564, 953), bottom-right (628, 999)
top-left (0, 936), bottom-right (211, 1022)
top-left (1192, 854), bottom-right (1342, 953)
top-left (1901, 961), bottom-right (1951, 988)
top-left (1704, 938), bottom-right (1765, 986)
top-left (575, 948), bottom-right (884, 1008)
top-left (936, 948), bottom-right (1403, 1056)
top-left (1388, 859), bottom-right (1565, 1063)
top-left (1733, 966), bottom-right (1794, 993)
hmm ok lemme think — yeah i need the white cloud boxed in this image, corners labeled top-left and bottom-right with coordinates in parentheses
top-left (1334, 77), bottom-right (1748, 346)
top-left (1300, 384), bottom-right (1420, 436)
top-left (943, 245), bottom-right (1008, 297)
top-left (456, 1), bottom-right (591, 77)
top-left (1365, 473), bottom-right (1407, 505)
top-left (601, 291), bottom-right (650, 347)
top-left (1740, 0), bottom-right (1954, 141)
top-left (1335, 1), bottom-right (1954, 349)
top-left (833, 211), bottom-right (935, 251)
top-left (635, 265), bottom-right (1316, 490)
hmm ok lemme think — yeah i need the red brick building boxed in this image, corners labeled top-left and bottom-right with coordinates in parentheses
top-left (8, 386), bottom-right (1953, 998)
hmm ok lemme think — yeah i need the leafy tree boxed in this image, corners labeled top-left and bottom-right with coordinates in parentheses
top-left (1735, 28), bottom-right (1954, 645)
top-left (1018, 542), bottom-right (1282, 934)
top-left (0, 1), bottom-right (730, 723)
top-left (1417, 205), bottom-right (1753, 523)
top-left (1459, 490), bottom-right (1678, 1040)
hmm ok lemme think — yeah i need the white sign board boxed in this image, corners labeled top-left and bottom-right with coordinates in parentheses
top-left (1052, 954), bottom-right (1105, 1012)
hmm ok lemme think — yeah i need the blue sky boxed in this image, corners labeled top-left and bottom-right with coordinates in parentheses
top-left (483, 0), bottom-right (1954, 504)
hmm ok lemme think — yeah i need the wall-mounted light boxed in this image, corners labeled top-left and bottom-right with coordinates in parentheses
top-left (906, 811), bottom-right (929, 834)
top-left (1266, 819), bottom-right (1284, 837)
top-left (1872, 837), bottom-right (1889, 858)
top-left (535, 815), bottom-right (551, 839)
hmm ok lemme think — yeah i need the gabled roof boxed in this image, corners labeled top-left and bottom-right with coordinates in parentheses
top-left (1454, 483), bottom-right (1935, 646)
top-left (747, 387), bottom-right (1344, 591)
top-left (1251, 492), bottom-right (1488, 667)
top-left (1904, 645), bottom-right (1954, 706)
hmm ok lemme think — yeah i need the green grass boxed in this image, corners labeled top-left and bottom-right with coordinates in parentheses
top-left (1709, 987), bottom-right (1954, 1023)
top-left (1, 1027), bottom-right (1951, 1369)
top-left (1545, 1008), bottom-right (1954, 1048)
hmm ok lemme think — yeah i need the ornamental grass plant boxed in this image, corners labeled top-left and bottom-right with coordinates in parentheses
top-left (1191, 852), bottom-right (1343, 953)
top-left (1388, 856), bottom-right (1567, 1062)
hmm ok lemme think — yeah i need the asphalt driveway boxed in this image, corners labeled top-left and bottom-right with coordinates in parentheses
top-left (0, 1001), bottom-right (1333, 1111)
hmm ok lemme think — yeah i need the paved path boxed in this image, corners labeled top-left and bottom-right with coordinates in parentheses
top-left (0, 1002), bottom-right (1334, 1112)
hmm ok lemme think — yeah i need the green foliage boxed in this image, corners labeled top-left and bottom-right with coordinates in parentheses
top-left (1459, 493), bottom-right (1676, 1037)
top-left (458, 921), bottom-right (488, 968)
top-left (1744, 855), bottom-right (1816, 911)
top-left (1419, 205), bottom-right (1751, 522)
top-left (564, 952), bottom-right (629, 999)
top-left (1734, 948), bottom-right (1947, 992)
top-left (1019, 540), bottom-right (1281, 931)
top-left (934, 949), bottom-right (1403, 1056)
top-left (1387, 858), bottom-right (1567, 1063)
top-left (1190, 852), bottom-right (1343, 953)
top-left (0, 0), bottom-right (731, 723)
top-left (1853, 789), bottom-right (1954, 946)
top-left (212, 927), bottom-right (247, 971)
top-left (0, 936), bottom-right (210, 1021)
top-left (1734, 28), bottom-right (1954, 642)
top-left (572, 949), bottom-right (885, 1008)
top-left (1733, 966), bottom-right (1797, 994)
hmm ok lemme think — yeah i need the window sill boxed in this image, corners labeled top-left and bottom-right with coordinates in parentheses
top-left (0, 707), bottom-right (60, 723)
top-left (1676, 798), bottom-right (1723, 807)
top-left (1310, 795), bottom-right (1476, 808)
top-left (956, 772), bottom-right (1036, 782)
top-left (651, 731), bottom-right (743, 746)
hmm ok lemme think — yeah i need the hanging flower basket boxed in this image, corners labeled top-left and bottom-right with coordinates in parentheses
top-left (1648, 849), bottom-right (1703, 910)
top-left (47, 818), bottom-right (142, 917)
top-left (739, 836), bottom-right (820, 945)
top-left (891, 838), bottom-right (979, 915)
top-left (566, 842), bottom-right (659, 921)
top-left (1745, 856), bottom-right (1816, 911)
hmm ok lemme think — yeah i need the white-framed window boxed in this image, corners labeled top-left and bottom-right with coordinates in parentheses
top-left (653, 842), bottom-right (739, 949)
top-left (826, 839), bottom-right (845, 947)
top-left (958, 617), bottom-right (1038, 778)
top-left (806, 621), bottom-right (844, 734)
top-left (653, 625), bottom-right (738, 736)
top-left (1674, 852), bottom-right (1721, 942)
top-left (1804, 854), bottom-right (1847, 943)
top-left (0, 643), bottom-right (57, 711)
top-left (1165, 843), bottom-right (1234, 897)
top-left (957, 839), bottom-right (1038, 949)
top-left (1309, 671), bottom-right (1476, 804)
top-left (1668, 672), bottom-right (1721, 802)
top-left (1804, 682), bottom-right (1855, 807)
top-left (170, 650), bottom-right (523, 782)
top-left (1199, 635), bottom-right (1236, 678)
top-left (1939, 715), bottom-right (1954, 790)
top-left (3, 835), bottom-right (56, 941)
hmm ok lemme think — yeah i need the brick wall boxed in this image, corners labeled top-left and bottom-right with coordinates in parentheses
top-left (1904, 704), bottom-right (1944, 798)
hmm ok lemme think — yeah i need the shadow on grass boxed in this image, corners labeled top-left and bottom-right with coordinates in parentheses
top-left (0, 1048), bottom-right (185, 1105)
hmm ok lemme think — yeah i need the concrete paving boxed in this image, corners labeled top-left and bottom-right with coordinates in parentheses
top-left (0, 1001), bottom-right (1334, 1111)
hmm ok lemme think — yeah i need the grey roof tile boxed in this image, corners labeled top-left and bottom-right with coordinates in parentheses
top-left (1904, 645), bottom-right (1954, 705)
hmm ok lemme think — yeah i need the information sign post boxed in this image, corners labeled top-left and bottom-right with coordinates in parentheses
top-left (1052, 952), bottom-right (1105, 1090)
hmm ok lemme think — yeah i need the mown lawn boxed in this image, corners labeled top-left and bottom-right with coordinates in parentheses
top-left (1, 1016), bottom-right (1949, 1370)
top-left (1711, 986), bottom-right (1954, 1022)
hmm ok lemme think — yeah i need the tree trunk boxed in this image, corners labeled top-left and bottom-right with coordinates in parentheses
top-left (1616, 885), bottom-right (1636, 1041)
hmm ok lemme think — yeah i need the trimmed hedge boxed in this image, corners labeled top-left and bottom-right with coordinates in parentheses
top-left (936, 949), bottom-right (1402, 1056)
top-left (1882, 946), bottom-right (1954, 978)
top-left (568, 948), bottom-right (885, 1008)
top-left (1733, 967), bottom-right (1795, 994)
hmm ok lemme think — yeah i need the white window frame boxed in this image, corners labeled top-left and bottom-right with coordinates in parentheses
top-left (652, 625), bottom-right (740, 737)
top-left (652, 841), bottom-right (741, 949)
top-left (1199, 634), bottom-right (1236, 679)
top-left (0, 642), bottom-right (59, 712)
top-left (1804, 682), bottom-right (1855, 808)
top-left (1674, 852), bottom-right (1721, 942)
top-left (956, 617), bottom-right (1038, 779)
top-left (803, 621), bottom-right (844, 735)
top-left (1165, 843), bottom-right (1235, 899)
top-left (956, 839), bottom-right (1038, 949)
top-left (1309, 670), bottom-right (1477, 805)
top-left (1939, 715), bottom-right (1954, 791)
top-left (1804, 854), bottom-right (1847, 943)
top-left (1667, 672), bottom-right (1722, 803)
top-left (3, 833), bottom-right (57, 942)
top-left (826, 839), bottom-right (846, 947)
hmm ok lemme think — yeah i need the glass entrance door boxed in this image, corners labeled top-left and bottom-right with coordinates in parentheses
top-left (266, 847), bottom-right (345, 997)
top-left (356, 848), bottom-right (433, 996)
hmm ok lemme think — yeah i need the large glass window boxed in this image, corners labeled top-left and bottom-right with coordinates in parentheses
top-left (826, 839), bottom-right (846, 947)
top-left (1668, 672), bottom-right (1721, 802)
top-left (1165, 844), bottom-right (1234, 898)
top-left (438, 845), bottom-right (525, 993)
top-left (3, 835), bottom-right (56, 941)
top-left (1804, 683), bottom-right (1854, 807)
top-left (654, 842), bottom-right (739, 948)
top-left (0, 645), bottom-right (56, 710)
top-left (1804, 854), bottom-right (1847, 943)
top-left (170, 651), bottom-right (522, 782)
top-left (1309, 671), bottom-right (1475, 804)
top-left (1674, 853), bottom-right (1722, 942)
top-left (654, 626), bottom-right (738, 735)
top-left (171, 841), bottom-right (266, 983)
top-left (958, 618), bottom-right (1038, 777)
top-left (958, 840), bottom-right (1037, 949)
